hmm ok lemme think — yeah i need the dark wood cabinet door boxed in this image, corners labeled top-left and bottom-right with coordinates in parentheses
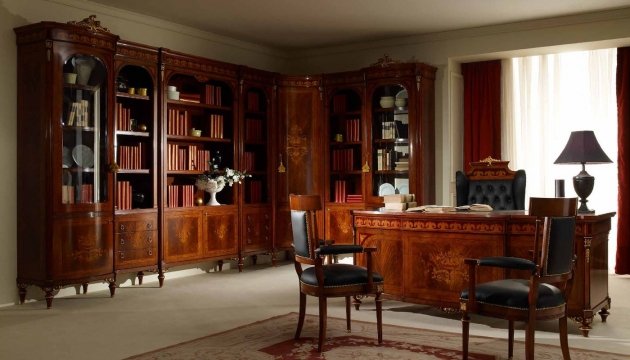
top-left (203, 206), bottom-right (239, 258)
top-left (163, 209), bottom-right (203, 263)
top-left (325, 205), bottom-right (358, 244)
top-left (51, 215), bottom-right (114, 279)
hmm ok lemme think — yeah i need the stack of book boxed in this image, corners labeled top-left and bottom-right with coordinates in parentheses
top-left (332, 149), bottom-right (354, 171)
top-left (167, 185), bottom-right (196, 207)
top-left (344, 118), bottom-right (360, 142)
top-left (382, 194), bottom-right (416, 211)
top-left (167, 109), bottom-right (191, 136)
top-left (116, 103), bottom-right (132, 131)
top-left (118, 142), bottom-right (145, 170)
top-left (394, 158), bottom-right (409, 171)
top-left (334, 180), bottom-right (347, 203)
top-left (346, 194), bottom-right (363, 203)
top-left (247, 180), bottom-right (263, 203)
top-left (116, 181), bottom-right (132, 210)
top-left (202, 84), bottom-right (222, 106)
top-left (208, 114), bottom-right (224, 138)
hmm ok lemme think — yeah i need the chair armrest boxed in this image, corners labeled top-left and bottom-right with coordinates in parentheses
top-left (316, 244), bottom-right (363, 256)
top-left (478, 256), bottom-right (536, 271)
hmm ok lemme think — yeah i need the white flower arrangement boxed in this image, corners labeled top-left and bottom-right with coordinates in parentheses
top-left (196, 167), bottom-right (250, 193)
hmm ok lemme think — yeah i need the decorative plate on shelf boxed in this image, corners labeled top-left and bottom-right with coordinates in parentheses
top-left (72, 144), bottom-right (94, 168)
top-left (62, 146), bottom-right (73, 168)
top-left (378, 182), bottom-right (396, 196)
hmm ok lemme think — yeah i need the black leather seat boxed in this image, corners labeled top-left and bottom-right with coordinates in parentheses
top-left (456, 158), bottom-right (526, 210)
top-left (460, 197), bottom-right (578, 360)
top-left (289, 194), bottom-right (384, 352)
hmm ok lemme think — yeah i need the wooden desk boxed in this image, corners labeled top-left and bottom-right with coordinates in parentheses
top-left (352, 210), bottom-right (614, 336)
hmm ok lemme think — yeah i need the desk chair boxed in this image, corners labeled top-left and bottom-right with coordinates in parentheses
top-left (456, 157), bottom-right (526, 210)
top-left (460, 197), bottom-right (578, 360)
top-left (289, 194), bottom-right (384, 352)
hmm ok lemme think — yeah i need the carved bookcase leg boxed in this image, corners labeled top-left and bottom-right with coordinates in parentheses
top-left (599, 306), bottom-right (610, 322)
top-left (17, 283), bottom-right (27, 304)
top-left (108, 280), bottom-right (116, 297)
top-left (158, 270), bottom-right (165, 287)
top-left (43, 287), bottom-right (55, 309)
top-left (82, 283), bottom-right (88, 294)
top-left (137, 271), bottom-right (144, 285)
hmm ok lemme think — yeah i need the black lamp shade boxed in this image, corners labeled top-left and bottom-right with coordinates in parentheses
top-left (554, 130), bottom-right (613, 165)
top-left (554, 130), bottom-right (612, 214)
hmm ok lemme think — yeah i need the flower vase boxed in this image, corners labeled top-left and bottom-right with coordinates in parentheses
top-left (196, 178), bottom-right (225, 206)
top-left (207, 189), bottom-right (220, 206)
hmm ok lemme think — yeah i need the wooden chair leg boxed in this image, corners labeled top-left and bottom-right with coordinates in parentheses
top-left (559, 315), bottom-right (571, 360)
top-left (318, 296), bottom-right (327, 352)
top-left (345, 296), bottom-right (351, 332)
top-left (525, 321), bottom-right (535, 360)
top-left (509, 320), bottom-right (515, 359)
top-left (375, 292), bottom-right (383, 344)
top-left (295, 292), bottom-right (306, 340)
top-left (462, 311), bottom-right (470, 360)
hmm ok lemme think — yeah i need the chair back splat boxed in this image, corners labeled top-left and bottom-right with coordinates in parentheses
top-left (460, 197), bottom-right (577, 360)
top-left (289, 194), bottom-right (384, 352)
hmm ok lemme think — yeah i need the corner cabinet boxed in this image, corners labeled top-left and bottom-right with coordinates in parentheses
top-left (15, 19), bottom-right (118, 308)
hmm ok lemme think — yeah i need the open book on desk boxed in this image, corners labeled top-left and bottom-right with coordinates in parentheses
top-left (406, 203), bottom-right (493, 213)
top-left (454, 203), bottom-right (493, 212)
top-left (406, 205), bottom-right (455, 213)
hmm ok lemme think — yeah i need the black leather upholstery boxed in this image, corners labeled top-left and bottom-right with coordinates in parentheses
top-left (460, 279), bottom-right (565, 309)
top-left (455, 169), bottom-right (526, 210)
top-left (545, 217), bottom-right (576, 275)
top-left (478, 256), bottom-right (536, 272)
top-left (291, 210), bottom-right (310, 258)
top-left (300, 264), bottom-right (384, 288)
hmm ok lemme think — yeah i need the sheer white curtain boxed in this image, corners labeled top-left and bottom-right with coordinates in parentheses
top-left (501, 49), bottom-right (618, 270)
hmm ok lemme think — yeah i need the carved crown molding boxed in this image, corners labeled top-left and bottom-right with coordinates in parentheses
top-left (68, 15), bottom-right (111, 34)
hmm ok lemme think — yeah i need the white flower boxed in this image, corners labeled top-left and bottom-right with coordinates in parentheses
top-left (196, 167), bottom-right (250, 191)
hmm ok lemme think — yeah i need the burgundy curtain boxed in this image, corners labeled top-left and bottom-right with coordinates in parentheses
top-left (462, 60), bottom-right (502, 171)
top-left (616, 47), bottom-right (630, 274)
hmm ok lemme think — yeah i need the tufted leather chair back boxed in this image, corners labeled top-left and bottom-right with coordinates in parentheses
top-left (456, 158), bottom-right (526, 210)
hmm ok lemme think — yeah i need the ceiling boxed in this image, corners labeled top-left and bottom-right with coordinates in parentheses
top-left (90, 0), bottom-right (630, 50)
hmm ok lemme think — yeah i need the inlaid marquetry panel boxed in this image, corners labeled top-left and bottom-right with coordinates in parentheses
top-left (203, 209), bottom-right (238, 258)
top-left (164, 210), bottom-right (203, 262)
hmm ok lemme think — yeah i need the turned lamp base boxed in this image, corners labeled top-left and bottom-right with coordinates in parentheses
top-left (573, 165), bottom-right (595, 214)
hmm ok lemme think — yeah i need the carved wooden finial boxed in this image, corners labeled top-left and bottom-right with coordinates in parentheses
top-left (372, 54), bottom-right (400, 67)
top-left (479, 156), bottom-right (500, 166)
top-left (68, 15), bottom-right (111, 34)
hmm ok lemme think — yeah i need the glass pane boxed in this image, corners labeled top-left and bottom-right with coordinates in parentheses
top-left (372, 84), bottom-right (409, 197)
top-left (61, 55), bottom-right (108, 205)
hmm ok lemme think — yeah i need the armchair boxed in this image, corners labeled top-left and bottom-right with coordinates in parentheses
top-left (289, 194), bottom-right (384, 352)
top-left (460, 197), bottom-right (578, 360)
top-left (456, 157), bottom-right (526, 210)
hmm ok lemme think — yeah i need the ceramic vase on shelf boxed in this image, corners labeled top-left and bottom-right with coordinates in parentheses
top-left (196, 178), bottom-right (225, 206)
top-left (73, 56), bottom-right (96, 85)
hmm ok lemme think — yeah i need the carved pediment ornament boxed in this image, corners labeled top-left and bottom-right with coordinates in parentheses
top-left (479, 156), bottom-right (501, 166)
top-left (67, 15), bottom-right (111, 34)
top-left (371, 54), bottom-right (401, 68)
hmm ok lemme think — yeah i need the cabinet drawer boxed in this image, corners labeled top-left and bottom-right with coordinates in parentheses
top-left (116, 231), bottom-right (157, 250)
top-left (116, 217), bottom-right (156, 233)
top-left (116, 248), bottom-right (156, 266)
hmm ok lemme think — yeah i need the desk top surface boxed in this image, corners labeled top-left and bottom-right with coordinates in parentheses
top-left (352, 209), bottom-right (616, 221)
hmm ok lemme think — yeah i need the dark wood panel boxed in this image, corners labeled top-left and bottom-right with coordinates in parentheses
top-left (51, 216), bottom-right (114, 279)
top-left (203, 208), bottom-right (239, 258)
top-left (242, 206), bottom-right (272, 254)
top-left (163, 210), bottom-right (203, 263)
top-left (356, 229), bottom-right (403, 297)
top-left (325, 205), bottom-right (360, 244)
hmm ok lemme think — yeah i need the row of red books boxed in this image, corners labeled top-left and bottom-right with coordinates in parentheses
top-left (242, 151), bottom-right (256, 172)
top-left (116, 181), bottom-right (133, 210)
top-left (61, 184), bottom-right (93, 204)
top-left (246, 92), bottom-right (261, 112)
top-left (167, 109), bottom-right (191, 136)
top-left (246, 180), bottom-right (263, 203)
top-left (203, 84), bottom-right (223, 106)
top-left (331, 148), bottom-right (355, 172)
top-left (167, 144), bottom-right (212, 171)
top-left (208, 114), bottom-right (224, 139)
top-left (167, 185), bottom-right (196, 207)
top-left (346, 194), bottom-right (363, 203)
top-left (116, 103), bottom-right (134, 131)
top-left (333, 180), bottom-right (347, 203)
top-left (118, 143), bottom-right (146, 170)
top-left (341, 118), bottom-right (360, 142)
top-left (244, 118), bottom-right (264, 142)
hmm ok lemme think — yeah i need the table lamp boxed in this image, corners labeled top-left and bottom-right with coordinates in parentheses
top-left (554, 130), bottom-right (612, 213)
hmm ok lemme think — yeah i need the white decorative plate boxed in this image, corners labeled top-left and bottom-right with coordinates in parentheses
top-left (378, 182), bottom-right (396, 196)
top-left (72, 144), bottom-right (94, 168)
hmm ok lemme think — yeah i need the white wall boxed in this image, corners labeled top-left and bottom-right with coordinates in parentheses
top-left (2, 0), bottom-right (630, 306)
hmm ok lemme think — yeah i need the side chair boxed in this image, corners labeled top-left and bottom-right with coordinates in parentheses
top-left (289, 194), bottom-right (384, 352)
top-left (460, 197), bottom-right (578, 360)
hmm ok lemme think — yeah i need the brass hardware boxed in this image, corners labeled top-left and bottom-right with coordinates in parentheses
top-left (277, 154), bottom-right (286, 173)
top-left (109, 163), bottom-right (120, 173)
top-left (362, 161), bottom-right (370, 173)
top-left (67, 15), bottom-right (111, 34)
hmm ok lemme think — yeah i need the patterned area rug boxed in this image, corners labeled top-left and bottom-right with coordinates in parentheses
top-left (125, 313), bottom-right (626, 359)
